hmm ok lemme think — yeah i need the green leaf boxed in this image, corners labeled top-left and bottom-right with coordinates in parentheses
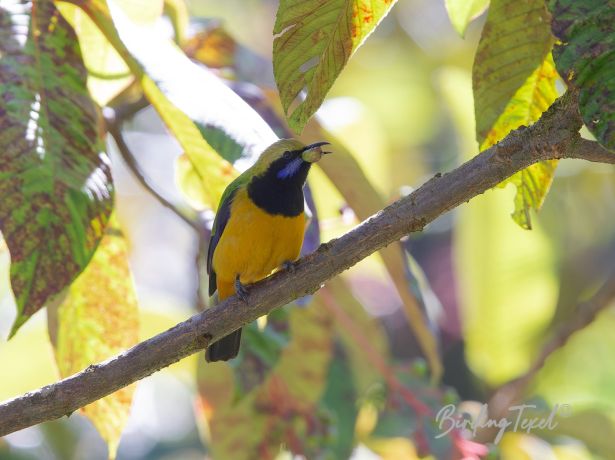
top-left (473, 0), bottom-right (553, 145)
top-left (455, 182), bottom-right (558, 385)
top-left (273, 0), bottom-right (398, 133)
top-left (482, 56), bottom-right (559, 229)
top-left (549, 0), bottom-right (615, 151)
top-left (49, 216), bottom-right (138, 458)
top-left (321, 351), bottom-right (358, 459)
top-left (57, 3), bottom-right (132, 106)
top-left (444, 0), bottom-right (489, 37)
top-left (0, 0), bottom-right (113, 336)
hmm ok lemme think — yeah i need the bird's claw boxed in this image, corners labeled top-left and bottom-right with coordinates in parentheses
top-left (235, 275), bottom-right (249, 303)
top-left (282, 260), bottom-right (296, 274)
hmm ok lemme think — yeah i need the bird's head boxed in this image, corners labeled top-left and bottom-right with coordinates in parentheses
top-left (252, 139), bottom-right (331, 183)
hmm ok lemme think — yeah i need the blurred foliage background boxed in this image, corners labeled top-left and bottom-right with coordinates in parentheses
top-left (1, 0), bottom-right (615, 459)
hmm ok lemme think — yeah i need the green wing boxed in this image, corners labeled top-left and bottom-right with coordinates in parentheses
top-left (207, 172), bottom-right (251, 296)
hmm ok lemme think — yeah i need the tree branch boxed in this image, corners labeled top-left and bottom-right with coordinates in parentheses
top-left (104, 108), bottom-right (201, 232)
top-left (0, 90), bottom-right (612, 436)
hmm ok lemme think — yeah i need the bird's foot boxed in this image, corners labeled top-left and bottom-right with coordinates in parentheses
top-left (282, 260), bottom-right (296, 274)
top-left (235, 275), bottom-right (249, 303)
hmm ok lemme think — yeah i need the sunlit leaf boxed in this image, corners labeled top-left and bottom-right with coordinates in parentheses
top-left (79, 0), bottom-right (279, 208)
top-left (362, 438), bottom-right (419, 460)
top-left (56, 1), bottom-right (147, 107)
top-left (482, 55), bottom-right (559, 229)
top-left (444, 0), bottom-right (489, 37)
top-left (473, 0), bottom-right (553, 145)
top-left (0, 0), bottom-right (113, 336)
top-left (549, 0), bottom-right (615, 151)
top-left (163, 0), bottom-right (189, 46)
top-left (273, 0), bottom-right (398, 133)
top-left (455, 184), bottom-right (558, 385)
top-left (51, 216), bottom-right (139, 459)
top-left (184, 25), bottom-right (274, 88)
top-left (543, 410), bottom-right (615, 459)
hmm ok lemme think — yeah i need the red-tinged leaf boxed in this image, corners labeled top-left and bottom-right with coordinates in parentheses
top-left (0, 0), bottom-right (113, 336)
top-left (273, 0), bottom-right (398, 133)
top-left (50, 216), bottom-right (139, 458)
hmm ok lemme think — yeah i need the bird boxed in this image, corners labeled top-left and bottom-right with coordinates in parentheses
top-left (205, 139), bottom-right (331, 362)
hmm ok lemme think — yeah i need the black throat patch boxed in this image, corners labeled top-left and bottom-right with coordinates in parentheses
top-left (247, 156), bottom-right (310, 216)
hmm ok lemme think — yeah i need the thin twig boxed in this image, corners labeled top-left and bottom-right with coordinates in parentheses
top-left (0, 90), bottom-right (612, 436)
top-left (564, 138), bottom-right (615, 164)
top-left (104, 109), bottom-right (200, 232)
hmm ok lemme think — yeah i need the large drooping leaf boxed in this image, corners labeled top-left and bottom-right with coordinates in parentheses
top-left (273, 0), bottom-right (398, 133)
top-left (444, 0), bottom-right (489, 37)
top-left (50, 216), bottom-right (139, 459)
top-left (473, 0), bottom-right (553, 145)
top-left (0, 0), bottom-right (113, 336)
top-left (455, 183), bottom-right (558, 385)
top-left (549, 0), bottom-right (615, 151)
top-left (57, 3), bottom-right (132, 106)
top-left (482, 56), bottom-right (559, 229)
top-left (79, 0), bottom-right (278, 208)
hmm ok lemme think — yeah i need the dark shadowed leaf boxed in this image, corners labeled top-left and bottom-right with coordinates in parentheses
top-left (198, 302), bottom-right (334, 459)
top-left (273, 0), bottom-right (398, 133)
top-left (0, 0), bottom-right (113, 336)
top-left (549, 0), bottom-right (615, 151)
top-left (473, 0), bottom-right (553, 145)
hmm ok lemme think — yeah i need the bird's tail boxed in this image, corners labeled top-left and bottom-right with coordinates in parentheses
top-left (206, 279), bottom-right (242, 362)
top-left (206, 328), bottom-right (242, 362)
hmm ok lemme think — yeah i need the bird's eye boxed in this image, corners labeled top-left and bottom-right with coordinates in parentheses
top-left (283, 150), bottom-right (292, 158)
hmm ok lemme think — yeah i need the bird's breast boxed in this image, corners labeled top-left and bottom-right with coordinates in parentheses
top-left (212, 188), bottom-right (306, 285)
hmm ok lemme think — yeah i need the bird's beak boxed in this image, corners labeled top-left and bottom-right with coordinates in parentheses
top-left (301, 141), bottom-right (331, 163)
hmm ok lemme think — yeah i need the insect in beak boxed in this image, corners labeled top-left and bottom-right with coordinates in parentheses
top-left (301, 141), bottom-right (331, 163)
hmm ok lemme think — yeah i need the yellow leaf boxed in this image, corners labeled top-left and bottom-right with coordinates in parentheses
top-left (52, 216), bottom-right (139, 459)
top-left (481, 55), bottom-right (559, 229)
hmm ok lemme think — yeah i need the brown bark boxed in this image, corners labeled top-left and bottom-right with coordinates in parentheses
top-left (0, 90), bottom-right (613, 436)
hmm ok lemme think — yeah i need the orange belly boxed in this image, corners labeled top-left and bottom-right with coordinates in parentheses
top-left (212, 188), bottom-right (306, 296)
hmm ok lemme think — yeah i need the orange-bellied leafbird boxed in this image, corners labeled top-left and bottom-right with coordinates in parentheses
top-left (205, 139), bottom-right (330, 362)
